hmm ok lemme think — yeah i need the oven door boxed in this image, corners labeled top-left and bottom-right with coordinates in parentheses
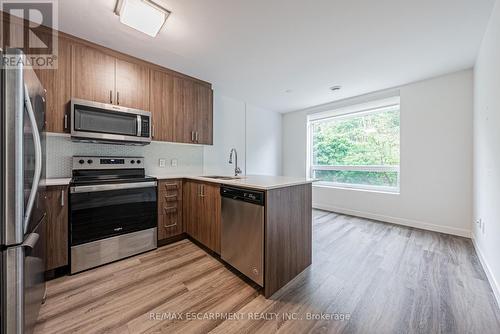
top-left (69, 182), bottom-right (157, 246)
top-left (70, 99), bottom-right (151, 144)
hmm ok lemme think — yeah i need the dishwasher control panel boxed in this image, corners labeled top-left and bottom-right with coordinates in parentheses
top-left (220, 187), bottom-right (265, 206)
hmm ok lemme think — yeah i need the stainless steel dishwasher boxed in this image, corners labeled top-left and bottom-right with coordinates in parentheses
top-left (221, 186), bottom-right (265, 286)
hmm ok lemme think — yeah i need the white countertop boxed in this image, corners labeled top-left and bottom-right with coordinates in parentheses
top-left (43, 175), bottom-right (313, 190)
top-left (151, 174), bottom-right (314, 190)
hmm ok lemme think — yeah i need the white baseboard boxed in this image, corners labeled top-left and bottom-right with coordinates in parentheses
top-left (313, 203), bottom-right (471, 238)
top-left (472, 237), bottom-right (500, 309)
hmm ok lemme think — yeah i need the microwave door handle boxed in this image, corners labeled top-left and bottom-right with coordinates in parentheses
top-left (137, 115), bottom-right (142, 137)
top-left (23, 84), bottom-right (42, 233)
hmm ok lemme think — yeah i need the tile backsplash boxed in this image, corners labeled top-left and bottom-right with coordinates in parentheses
top-left (46, 133), bottom-right (204, 178)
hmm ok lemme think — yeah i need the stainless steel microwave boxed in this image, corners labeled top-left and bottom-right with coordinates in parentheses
top-left (70, 99), bottom-right (151, 145)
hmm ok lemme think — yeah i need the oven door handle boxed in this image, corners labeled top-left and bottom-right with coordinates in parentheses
top-left (70, 181), bottom-right (157, 193)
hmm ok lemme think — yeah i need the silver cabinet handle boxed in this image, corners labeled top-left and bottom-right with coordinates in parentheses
top-left (60, 189), bottom-right (65, 207)
top-left (117, 91), bottom-right (120, 105)
top-left (152, 125), bottom-right (155, 138)
top-left (164, 220), bottom-right (177, 228)
top-left (64, 114), bottom-right (68, 130)
top-left (200, 184), bottom-right (206, 198)
top-left (191, 131), bottom-right (195, 142)
top-left (195, 131), bottom-right (199, 143)
top-left (164, 194), bottom-right (177, 201)
top-left (163, 183), bottom-right (178, 190)
top-left (110, 90), bottom-right (113, 104)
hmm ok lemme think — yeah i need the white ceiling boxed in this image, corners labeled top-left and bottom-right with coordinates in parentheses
top-left (57, 0), bottom-right (495, 113)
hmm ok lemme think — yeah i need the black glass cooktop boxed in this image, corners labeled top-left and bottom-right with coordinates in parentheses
top-left (71, 168), bottom-right (156, 186)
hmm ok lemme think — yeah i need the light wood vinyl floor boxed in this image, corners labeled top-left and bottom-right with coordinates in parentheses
top-left (34, 210), bottom-right (500, 334)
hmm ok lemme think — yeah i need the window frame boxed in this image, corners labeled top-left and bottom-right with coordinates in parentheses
top-left (307, 97), bottom-right (401, 193)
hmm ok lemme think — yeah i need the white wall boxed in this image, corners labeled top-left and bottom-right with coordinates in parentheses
top-left (204, 92), bottom-right (282, 176)
top-left (246, 104), bottom-right (282, 175)
top-left (203, 94), bottom-right (246, 176)
top-left (473, 0), bottom-right (500, 304)
top-left (283, 70), bottom-right (473, 237)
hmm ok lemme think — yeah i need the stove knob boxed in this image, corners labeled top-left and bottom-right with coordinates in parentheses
top-left (130, 160), bottom-right (135, 164)
top-left (78, 159), bottom-right (85, 164)
top-left (136, 160), bottom-right (141, 164)
top-left (87, 159), bottom-right (93, 164)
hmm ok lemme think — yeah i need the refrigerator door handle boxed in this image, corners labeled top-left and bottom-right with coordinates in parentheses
top-left (22, 232), bottom-right (40, 249)
top-left (23, 84), bottom-right (42, 233)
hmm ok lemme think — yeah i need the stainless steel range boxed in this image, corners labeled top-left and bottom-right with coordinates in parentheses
top-left (69, 156), bottom-right (157, 274)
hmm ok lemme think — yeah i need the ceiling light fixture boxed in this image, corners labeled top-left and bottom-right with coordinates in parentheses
top-left (330, 85), bottom-right (342, 92)
top-left (115, 0), bottom-right (171, 37)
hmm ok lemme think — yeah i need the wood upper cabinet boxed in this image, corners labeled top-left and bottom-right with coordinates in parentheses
top-left (34, 35), bottom-right (72, 133)
top-left (44, 186), bottom-right (69, 271)
top-left (183, 181), bottom-right (221, 254)
top-left (174, 78), bottom-right (213, 145)
top-left (72, 44), bottom-right (150, 110)
top-left (72, 44), bottom-right (116, 104)
top-left (194, 82), bottom-right (213, 145)
top-left (150, 69), bottom-right (175, 141)
top-left (115, 59), bottom-right (150, 110)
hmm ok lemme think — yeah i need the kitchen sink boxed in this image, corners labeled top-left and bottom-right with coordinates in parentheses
top-left (202, 175), bottom-right (243, 180)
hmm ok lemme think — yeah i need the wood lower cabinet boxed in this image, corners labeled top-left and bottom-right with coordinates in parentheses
top-left (157, 180), bottom-right (183, 240)
top-left (183, 181), bottom-right (221, 254)
top-left (44, 186), bottom-right (69, 271)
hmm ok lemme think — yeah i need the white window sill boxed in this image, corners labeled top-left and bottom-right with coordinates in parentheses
top-left (312, 182), bottom-right (400, 195)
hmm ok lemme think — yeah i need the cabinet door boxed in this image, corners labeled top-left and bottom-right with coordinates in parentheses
top-left (183, 181), bottom-right (201, 240)
top-left (201, 183), bottom-right (221, 254)
top-left (183, 182), bottom-right (220, 253)
top-left (173, 78), bottom-right (213, 145)
top-left (115, 59), bottom-right (150, 110)
top-left (194, 83), bottom-right (213, 145)
top-left (34, 35), bottom-right (72, 133)
top-left (72, 44), bottom-right (115, 104)
top-left (44, 186), bottom-right (68, 271)
top-left (150, 69), bottom-right (174, 141)
top-left (174, 78), bottom-right (196, 144)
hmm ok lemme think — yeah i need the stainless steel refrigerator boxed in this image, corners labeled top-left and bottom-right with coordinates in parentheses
top-left (0, 49), bottom-right (47, 334)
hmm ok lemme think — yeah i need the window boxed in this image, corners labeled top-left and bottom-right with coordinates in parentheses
top-left (308, 98), bottom-right (400, 193)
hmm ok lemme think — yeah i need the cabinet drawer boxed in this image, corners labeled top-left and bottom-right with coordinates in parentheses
top-left (158, 180), bottom-right (182, 192)
top-left (159, 192), bottom-right (180, 203)
top-left (160, 200), bottom-right (180, 215)
top-left (158, 206), bottom-right (183, 240)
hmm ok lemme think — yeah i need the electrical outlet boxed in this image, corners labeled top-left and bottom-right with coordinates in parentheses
top-left (171, 159), bottom-right (178, 167)
top-left (159, 159), bottom-right (166, 168)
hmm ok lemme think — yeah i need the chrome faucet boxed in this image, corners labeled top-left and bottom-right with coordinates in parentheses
top-left (229, 148), bottom-right (242, 176)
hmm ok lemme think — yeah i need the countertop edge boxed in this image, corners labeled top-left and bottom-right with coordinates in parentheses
top-left (153, 175), bottom-right (314, 190)
top-left (43, 176), bottom-right (314, 190)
